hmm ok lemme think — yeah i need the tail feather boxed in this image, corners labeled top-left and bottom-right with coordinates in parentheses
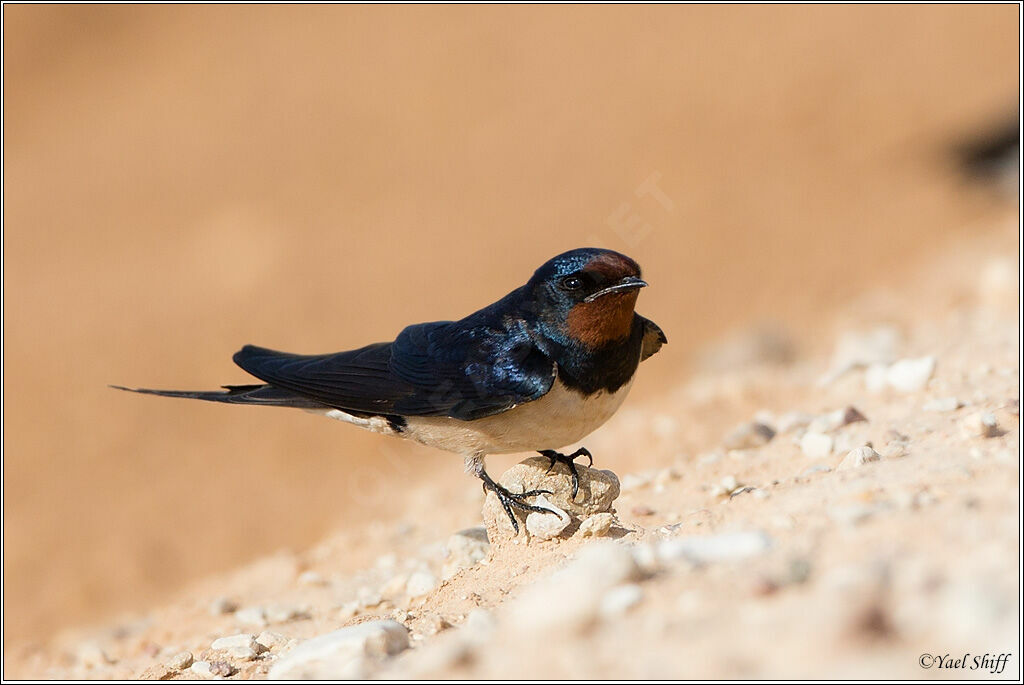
top-left (109, 383), bottom-right (328, 409)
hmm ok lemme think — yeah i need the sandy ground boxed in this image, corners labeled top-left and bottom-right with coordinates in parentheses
top-left (4, 213), bottom-right (1017, 679)
top-left (2, 6), bottom-right (1019, 646)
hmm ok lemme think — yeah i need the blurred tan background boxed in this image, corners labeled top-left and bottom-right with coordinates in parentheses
top-left (3, 5), bottom-right (1017, 646)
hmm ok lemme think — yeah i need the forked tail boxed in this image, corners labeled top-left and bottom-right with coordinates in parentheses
top-left (109, 384), bottom-right (327, 409)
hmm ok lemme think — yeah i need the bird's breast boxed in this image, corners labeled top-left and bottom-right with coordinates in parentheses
top-left (400, 372), bottom-right (634, 456)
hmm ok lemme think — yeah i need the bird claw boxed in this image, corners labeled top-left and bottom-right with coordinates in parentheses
top-left (538, 447), bottom-right (594, 500)
top-left (479, 473), bottom-right (556, 534)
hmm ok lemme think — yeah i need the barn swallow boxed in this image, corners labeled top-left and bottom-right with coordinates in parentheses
top-left (114, 248), bottom-right (666, 532)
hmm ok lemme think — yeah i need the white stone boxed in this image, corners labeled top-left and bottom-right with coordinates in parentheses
top-left (189, 661), bottom-right (218, 679)
top-left (837, 446), bottom-right (881, 470)
top-left (268, 620), bottom-right (409, 680)
top-left (255, 631), bottom-right (290, 651)
top-left (577, 512), bottom-right (615, 538)
top-left (963, 412), bottom-right (1000, 438)
top-left (865, 363), bottom-right (890, 392)
top-left (234, 606), bottom-right (268, 627)
top-left (211, 633), bottom-right (263, 660)
top-left (524, 496), bottom-right (571, 539)
top-left (405, 570), bottom-right (438, 598)
top-left (923, 396), bottom-right (963, 412)
top-left (886, 356), bottom-right (936, 392)
top-left (657, 530), bottom-right (773, 565)
top-left (800, 432), bottom-right (834, 459)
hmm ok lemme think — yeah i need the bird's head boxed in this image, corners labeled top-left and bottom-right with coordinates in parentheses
top-left (525, 247), bottom-right (647, 348)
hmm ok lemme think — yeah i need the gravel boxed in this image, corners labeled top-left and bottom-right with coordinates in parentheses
top-left (837, 445), bottom-right (881, 470)
top-left (800, 432), bottom-right (834, 458)
top-left (268, 620), bottom-right (409, 679)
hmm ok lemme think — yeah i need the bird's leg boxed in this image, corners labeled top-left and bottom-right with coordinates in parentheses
top-left (538, 447), bottom-right (593, 500)
top-left (473, 461), bottom-right (554, 535)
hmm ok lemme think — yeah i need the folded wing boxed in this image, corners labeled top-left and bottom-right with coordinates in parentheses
top-left (233, 321), bottom-right (556, 421)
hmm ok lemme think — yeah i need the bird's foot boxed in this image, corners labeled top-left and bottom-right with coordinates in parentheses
top-left (478, 470), bottom-right (554, 534)
top-left (539, 447), bottom-right (593, 500)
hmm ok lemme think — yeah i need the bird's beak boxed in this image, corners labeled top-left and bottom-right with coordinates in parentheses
top-left (583, 275), bottom-right (648, 302)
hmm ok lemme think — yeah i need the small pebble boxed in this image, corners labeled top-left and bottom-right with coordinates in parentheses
top-left (255, 631), bottom-right (289, 651)
top-left (166, 651), bottom-right (194, 670)
top-left (406, 570), bottom-right (439, 598)
top-left (631, 505), bottom-right (656, 517)
top-left (209, 661), bottom-right (236, 677)
top-left (886, 356), bottom-right (936, 392)
top-left (189, 661), bottom-right (217, 679)
top-left (211, 633), bottom-right (263, 660)
top-left (776, 411), bottom-right (814, 434)
top-left (800, 432), bottom-right (834, 458)
top-left (837, 446), bottom-right (881, 470)
top-left (722, 421), bottom-right (776, 450)
top-left (524, 495), bottom-right (571, 539)
top-left (800, 464), bottom-right (832, 477)
top-left (234, 606), bottom-right (268, 627)
top-left (76, 643), bottom-right (112, 668)
top-left (209, 597), bottom-right (238, 615)
top-left (923, 397), bottom-right (963, 412)
top-left (266, 605), bottom-right (310, 623)
top-left (577, 512), bottom-right (615, 538)
top-left (962, 412), bottom-right (1001, 438)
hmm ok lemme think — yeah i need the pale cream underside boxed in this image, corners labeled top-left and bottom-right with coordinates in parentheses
top-left (310, 373), bottom-right (633, 458)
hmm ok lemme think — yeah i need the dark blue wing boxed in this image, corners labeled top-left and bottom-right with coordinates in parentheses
top-left (232, 320), bottom-right (555, 421)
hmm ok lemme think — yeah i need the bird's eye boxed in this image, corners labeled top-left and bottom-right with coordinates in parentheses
top-left (560, 275), bottom-right (584, 291)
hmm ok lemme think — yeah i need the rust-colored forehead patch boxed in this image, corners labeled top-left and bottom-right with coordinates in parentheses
top-left (583, 252), bottom-right (641, 281)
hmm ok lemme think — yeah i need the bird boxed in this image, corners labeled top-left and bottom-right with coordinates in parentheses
top-left (113, 247), bottom-right (666, 532)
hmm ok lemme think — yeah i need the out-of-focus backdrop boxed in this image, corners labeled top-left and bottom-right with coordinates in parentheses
top-left (2, 5), bottom-right (1017, 645)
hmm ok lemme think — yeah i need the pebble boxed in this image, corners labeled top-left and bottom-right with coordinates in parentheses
top-left (865, 363), bottom-right (890, 392)
top-left (800, 432), bottom-right (834, 458)
top-left (886, 356), bottom-right (936, 392)
top-left (800, 464), bottom-right (832, 477)
top-left (631, 505), bottom-right (656, 516)
top-left (166, 651), bottom-right (194, 670)
top-left (267, 620), bottom-right (409, 679)
top-left (76, 643), bottom-right (113, 668)
top-left (266, 605), bottom-right (310, 623)
top-left (208, 596), bottom-right (239, 615)
top-left (923, 396), bottom-right (963, 412)
top-left (234, 606), bottom-right (268, 627)
top-left (837, 446), bottom-right (881, 471)
top-left (722, 421), bottom-right (776, 450)
top-left (442, 528), bottom-right (490, 579)
top-left (962, 412), bottom-right (1001, 438)
top-left (776, 411), bottom-right (814, 434)
top-left (525, 496), bottom-right (572, 539)
top-left (405, 570), bottom-right (438, 598)
top-left (209, 661), bottom-right (236, 677)
top-left (189, 660), bottom-right (229, 679)
top-left (255, 631), bottom-right (290, 651)
top-left (810, 405), bottom-right (868, 433)
top-left (577, 512), bottom-right (615, 538)
top-left (599, 584), bottom-right (644, 617)
top-left (658, 530), bottom-right (773, 565)
top-left (211, 633), bottom-right (264, 660)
